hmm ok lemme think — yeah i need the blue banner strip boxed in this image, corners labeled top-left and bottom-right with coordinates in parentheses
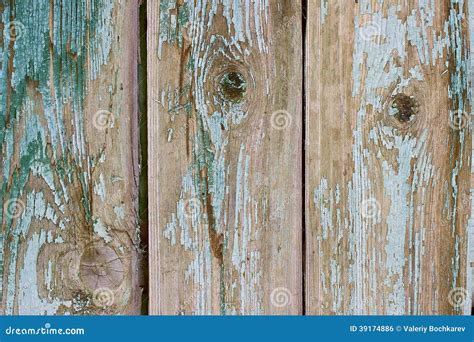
top-left (0, 316), bottom-right (473, 342)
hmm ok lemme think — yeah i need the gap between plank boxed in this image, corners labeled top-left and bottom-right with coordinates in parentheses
top-left (301, 0), bottom-right (308, 316)
top-left (138, 0), bottom-right (149, 315)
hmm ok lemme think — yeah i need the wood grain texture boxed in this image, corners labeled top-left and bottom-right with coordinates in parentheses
top-left (148, 0), bottom-right (302, 314)
top-left (469, 0), bottom-right (474, 309)
top-left (0, 0), bottom-right (141, 314)
top-left (306, 0), bottom-right (472, 314)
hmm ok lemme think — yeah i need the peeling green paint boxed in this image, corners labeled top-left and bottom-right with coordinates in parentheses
top-left (1, 0), bottom-right (117, 313)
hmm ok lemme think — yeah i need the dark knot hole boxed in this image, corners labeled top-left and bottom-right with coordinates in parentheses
top-left (390, 93), bottom-right (419, 123)
top-left (218, 71), bottom-right (247, 103)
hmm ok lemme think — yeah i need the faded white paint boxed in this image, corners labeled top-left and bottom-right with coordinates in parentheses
top-left (159, 0), bottom-right (269, 314)
top-left (313, 0), bottom-right (471, 314)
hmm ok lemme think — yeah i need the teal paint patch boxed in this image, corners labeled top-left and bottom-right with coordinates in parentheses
top-left (0, 0), bottom-right (114, 311)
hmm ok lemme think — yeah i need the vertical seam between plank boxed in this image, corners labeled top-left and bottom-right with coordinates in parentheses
top-left (302, 0), bottom-right (308, 316)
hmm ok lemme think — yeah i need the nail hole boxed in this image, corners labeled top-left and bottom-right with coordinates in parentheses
top-left (389, 93), bottom-right (419, 123)
top-left (218, 71), bottom-right (247, 103)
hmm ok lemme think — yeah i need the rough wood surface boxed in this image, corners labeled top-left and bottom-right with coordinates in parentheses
top-left (148, 0), bottom-right (303, 314)
top-left (0, 0), bottom-right (141, 314)
top-left (469, 0), bottom-right (474, 308)
top-left (1, 0), bottom-right (473, 317)
top-left (306, 0), bottom-right (472, 314)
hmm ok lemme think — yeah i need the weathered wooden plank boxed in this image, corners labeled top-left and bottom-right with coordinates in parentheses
top-left (0, 0), bottom-right (141, 314)
top-left (468, 0), bottom-right (474, 309)
top-left (148, 0), bottom-right (303, 314)
top-left (306, 0), bottom-right (472, 314)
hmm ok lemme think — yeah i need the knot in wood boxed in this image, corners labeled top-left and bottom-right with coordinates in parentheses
top-left (218, 71), bottom-right (247, 103)
top-left (390, 93), bottom-right (419, 123)
top-left (79, 244), bottom-right (125, 291)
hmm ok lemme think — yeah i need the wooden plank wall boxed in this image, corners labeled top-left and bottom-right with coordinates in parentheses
top-left (0, 0), bottom-right (141, 314)
top-left (147, 0), bottom-right (303, 315)
top-left (305, 0), bottom-right (472, 315)
top-left (0, 0), bottom-right (472, 316)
